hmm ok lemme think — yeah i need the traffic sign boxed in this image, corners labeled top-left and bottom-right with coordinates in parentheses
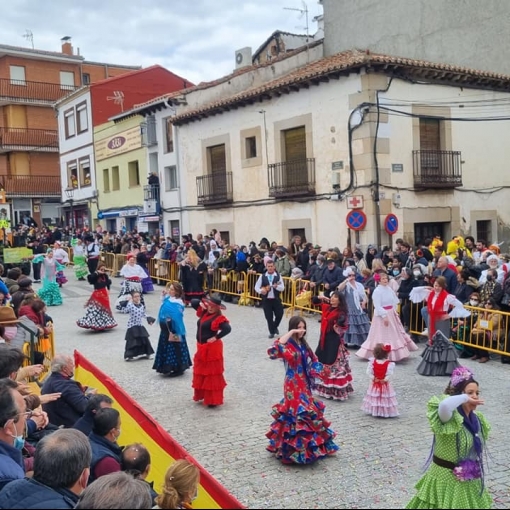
top-left (346, 210), bottom-right (367, 231)
top-left (384, 213), bottom-right (399, 235)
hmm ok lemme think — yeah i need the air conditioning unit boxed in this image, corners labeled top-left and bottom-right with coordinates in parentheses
top-left (143, 200), bottom-right (157, 213)
top-left (235, 47), bottom-right (252, 69)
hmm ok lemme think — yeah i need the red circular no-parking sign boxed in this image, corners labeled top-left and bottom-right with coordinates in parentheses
top-left (346, 210), bottom-right (367, 231)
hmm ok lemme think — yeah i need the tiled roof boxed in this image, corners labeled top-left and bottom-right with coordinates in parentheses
top-left (172, 49), bottom-right (510, 125)
top-left (252, 29), bottom-right (313, 61)
top-left (130, 39), bottom-right (323, 113)
top-left (0, 43), bottom-right (83, 61)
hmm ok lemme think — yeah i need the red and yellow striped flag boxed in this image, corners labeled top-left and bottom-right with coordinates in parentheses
top-left (74, 350), bottom-right (243, 509)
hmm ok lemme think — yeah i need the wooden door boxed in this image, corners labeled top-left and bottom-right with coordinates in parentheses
top-left (419, 118), bottom-right (440, 180)
top-left (283, 126), bottom-right (307, 190)
top-left (209, 144), bottom-right (227, 198)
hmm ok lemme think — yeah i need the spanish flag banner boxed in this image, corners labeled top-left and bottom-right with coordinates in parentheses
top-left (74, 350), bottom-right (243, 509)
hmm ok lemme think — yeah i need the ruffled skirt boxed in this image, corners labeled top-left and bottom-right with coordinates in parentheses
top-left (115, 280), bottom-right (144, 311)
top-left (314, 340), bottom-right (353, 401)
top-left (357, 309), bottom-right (418, 362)
top-left (73, 254), bottom-right (88, 279)
top-left (417, 332), bottom-right (460, 376)
top-left (38, 281), bottom-right (62, 306)
top-left (141, 267), bottom-right (154, 293)
top-left (343, 309), bottom-right (370, 347)
top-left (361, 381), bottom-right (399, 417)
top-left (124, 325), bottom-right (154, 359)
top-left (192, 340), bottom-right (226, 406)
top-left (153, 322), bottom-right (192, 375)
top-left (266, 394), bottom-right (339, 464)
top-left (77, 289), bottom-right (118, 331)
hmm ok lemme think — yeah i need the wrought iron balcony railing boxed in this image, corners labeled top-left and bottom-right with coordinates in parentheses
top-left (268, 158), bottom-right (315, 198)
top-left (0, 175), bottom-right (62, 197)
top-left (0, 128), bottom-right (59, 152)
top-left (196, 172), bottom-right (233, 206)
top-left (0, 78), bottom-right (78, 104)
top-left (412, 150), bottom-right (462, 188)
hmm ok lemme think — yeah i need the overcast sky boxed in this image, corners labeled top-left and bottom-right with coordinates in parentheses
top-left (1, 0), bottom-right (323, 85)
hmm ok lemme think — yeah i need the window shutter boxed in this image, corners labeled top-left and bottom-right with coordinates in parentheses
top-left (284, 127), bottom-right (306, 161)
top-left (419, 118), bottom-right (440, 150)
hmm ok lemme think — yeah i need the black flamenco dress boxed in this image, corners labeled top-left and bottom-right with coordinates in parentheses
top-left (417, 331), bottom-right (460, 376)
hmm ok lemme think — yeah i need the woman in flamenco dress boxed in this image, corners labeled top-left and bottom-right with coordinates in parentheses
top-left (266, 315), bottom-right (338, 464)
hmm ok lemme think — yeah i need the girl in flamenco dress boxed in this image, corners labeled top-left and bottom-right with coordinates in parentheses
top-left (312, 290), bottom-right (353, 401)
top-left (76, 263), bottom-right (118, 331)
top-left (266, 315), bottom-right (338, 464)
top-left (33, 249), bottom-right (64, 306)
top-left (361, 343), bottom-right (399, 418)
top-left (52, 241), bottom-right (69, 287)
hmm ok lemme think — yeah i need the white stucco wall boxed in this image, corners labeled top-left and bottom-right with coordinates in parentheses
top-left (56, 90), bottom-right (93, 154)
top-left (175, 70), bottom-right (510, 248)
top-left (323, 0), bottom-right (510, 76)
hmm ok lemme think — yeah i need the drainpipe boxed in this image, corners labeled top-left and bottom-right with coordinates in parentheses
top-left (373, 77), bottom-right (394, 249)
top-left (167, 100), bottom-right (182, 238)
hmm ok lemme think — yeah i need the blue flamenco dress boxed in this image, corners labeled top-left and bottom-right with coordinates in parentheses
top-left (152, 296), bottom-right (192, 376)
top-left (266, 338), bottom-right (339, 464)
top-left (33, 255), bottom-right (64, 306)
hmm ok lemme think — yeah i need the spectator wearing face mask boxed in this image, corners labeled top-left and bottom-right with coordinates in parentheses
top-left (479, 269), bottom-right (503, 305)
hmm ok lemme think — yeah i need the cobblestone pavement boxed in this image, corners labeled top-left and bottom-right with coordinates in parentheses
top-left (46, 279), bottom-right (510, 509)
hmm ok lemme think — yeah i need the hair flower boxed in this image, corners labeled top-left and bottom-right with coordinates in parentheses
top-left (382, 344), bottom-right (391, 352)
top-left (450, 366), bottom-right (474, 388)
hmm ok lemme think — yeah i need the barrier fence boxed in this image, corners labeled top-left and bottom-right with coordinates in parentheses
top-left (24, 249), bottom-right (510, 363)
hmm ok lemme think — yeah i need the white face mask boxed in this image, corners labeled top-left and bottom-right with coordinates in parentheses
top-left (413, 271), bottom-right (421, 277)
top-left (470, 300), bottom-right (479, 306)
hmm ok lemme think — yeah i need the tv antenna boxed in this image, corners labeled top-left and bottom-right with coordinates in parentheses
top-left (284, 1), bottom-right (309, 42)
top-left (23, 29), bottom-right (34, 49)
top-left (106, 90), bottom-right (125, 112)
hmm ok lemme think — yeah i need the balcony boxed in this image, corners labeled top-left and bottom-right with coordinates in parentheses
top-left (413, 150), bottom-right (462, 188)
top-left (0, 78), bottom-right (78, 106)
top-left (0, 175), bottom-right (62, 197)
top-left (268, 158), bottom-right (316, 198)
top-left (196, 172), bottom-right (233, 206)
top-left (0, 128), bottom-right (59, 153)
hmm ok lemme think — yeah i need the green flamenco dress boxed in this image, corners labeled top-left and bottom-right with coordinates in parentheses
top-left (33, 255), bottom-right (64, 306)
top-left (406, 395), bottom-right (492, 509)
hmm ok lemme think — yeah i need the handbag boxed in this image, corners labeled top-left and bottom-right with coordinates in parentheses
top-left (295, 282), bottom-right (312, 308)
top-left (165, 319), bottom-right (181, 342)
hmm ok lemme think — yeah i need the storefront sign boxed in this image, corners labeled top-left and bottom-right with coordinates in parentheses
top-left (138, 215), bottom-right (160, 222)
top-left (95, 126), bottom-right (142, 161)
top-left (119, 209), bottom-right (139, 217)
top-left (4, 247), bottom-right (33, 263)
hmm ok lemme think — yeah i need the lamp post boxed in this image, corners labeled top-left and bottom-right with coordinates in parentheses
top-left (65, 186), bottom-right (74, 233)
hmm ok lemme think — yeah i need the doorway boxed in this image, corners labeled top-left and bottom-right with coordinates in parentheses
top-left (414, 222), bottom-right (447, 246)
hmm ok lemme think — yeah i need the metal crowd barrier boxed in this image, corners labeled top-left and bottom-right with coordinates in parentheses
top-left (99, 251), bottom-right (510, 359)
top-left (22, 325), bottom-right (55, 383)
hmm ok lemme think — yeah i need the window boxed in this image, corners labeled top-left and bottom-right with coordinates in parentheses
top-left (103, 169), bottom-right (110, 193)
top-left (79, 158), bottom-right (91, 187)
top-left (245, 136), bottom-right (257, 158)
top-left (67, 161), bottom-right (78, 189)
top-left (476, 220), bottom-right (491, 244)
top-left (128, 161), bottom-right (140, 187)
top-left (112, 166), bottom-right (120, 191)
top-left (10, 66), bottom-right (26, 86)
top-left (60, 71), bottom-right (75, 90)
top-left (165, 118), bottom-right (174, 153)
top-left (149, 153), bottom-right (159, 175)
top-left (64, 108), bottom-right (75, 139)
top-left (82, 73), bottom-right (90, 85)
top-left (76, 102), bottom-right (88, 133)
top-left (165, 165), bottom-right (178, 190)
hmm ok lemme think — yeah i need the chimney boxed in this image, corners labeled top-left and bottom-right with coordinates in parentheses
top-left (61, 36), bottom-right (73, 56)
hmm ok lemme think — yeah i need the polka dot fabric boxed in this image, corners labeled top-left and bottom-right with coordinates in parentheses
top-left (406, 395), bottom-right (492, 509)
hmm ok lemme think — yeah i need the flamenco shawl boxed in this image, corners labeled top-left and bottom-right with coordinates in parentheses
top-left (285, 338), bottom-right (314, 391)
top-left (85, 287), bottom-right (110, 311)
top-left (158, 296), bottom-right (186, 336)
top-left (427, 289), bottom-right (448, 338)
top-left (319, 305), bottom-right (341, 350)
top-left (457, 406), bottom-right (487, 492)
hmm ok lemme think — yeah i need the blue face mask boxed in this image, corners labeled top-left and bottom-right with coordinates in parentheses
top-left (392, 270), bottom-right (400, 276)
top-left (11, 423), bottom-right (25, 450)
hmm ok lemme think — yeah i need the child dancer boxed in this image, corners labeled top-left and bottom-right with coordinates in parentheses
top-left (120, 291), bottom-right (155, 361)
top-left (361, 343), bottom-right (399, 418)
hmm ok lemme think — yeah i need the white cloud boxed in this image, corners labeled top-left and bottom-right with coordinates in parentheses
top-left (1, 0), bottom-right (323, 84)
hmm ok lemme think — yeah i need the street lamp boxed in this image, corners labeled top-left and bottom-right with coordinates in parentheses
top-left (65, 186), bottom-right (74, 232)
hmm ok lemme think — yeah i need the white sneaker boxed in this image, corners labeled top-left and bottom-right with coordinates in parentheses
top-left (421, 328), bottom-right (429, 336)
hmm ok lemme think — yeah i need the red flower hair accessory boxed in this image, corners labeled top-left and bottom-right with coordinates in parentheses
top-left (382, 344), bottom-right (391, 352)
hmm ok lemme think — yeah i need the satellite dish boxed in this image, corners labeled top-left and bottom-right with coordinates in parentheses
top-left (236, 52), bottom-right (243, 65)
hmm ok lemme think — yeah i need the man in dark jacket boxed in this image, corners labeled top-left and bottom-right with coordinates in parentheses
top-left (73, 394), bottom-right (114, 437)
top-left (322, 258), bottom-right (344, 297)
top-left (88, 408), bottom-right (122, 484)
top-left (41, 355), bottom-right (94, 428)
top-left (0, 429), bottom-right (91, 509)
